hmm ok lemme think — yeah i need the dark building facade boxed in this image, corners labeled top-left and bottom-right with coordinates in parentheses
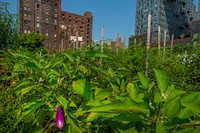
top-left (20, 0), bottom-right (93, 51)
top-left (134, 0), bottom-right (197, 42)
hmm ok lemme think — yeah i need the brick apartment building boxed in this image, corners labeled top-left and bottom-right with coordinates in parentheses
top-left (20, 0), bottom-right (93, 51)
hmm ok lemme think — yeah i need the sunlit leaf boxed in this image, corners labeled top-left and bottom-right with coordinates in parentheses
top-left (154, 69), bottom-right (169, 96)
top-left (88, 98), bottom-right (149, 115)
top-left (56, 94), bottom-right (69, 110)
top-left (138, 72), bottom-right (150, 89)
top-left (66, 112), bottom-right (82, 133)
top-left (72, 79), bottom-right (91, 100)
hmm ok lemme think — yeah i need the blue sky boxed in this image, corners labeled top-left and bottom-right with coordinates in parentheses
top-left (1, 0), bottom-right (199, 44)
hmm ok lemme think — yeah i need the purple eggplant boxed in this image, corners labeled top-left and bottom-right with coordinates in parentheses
top-left (56, 106), bottom-right (65, 130)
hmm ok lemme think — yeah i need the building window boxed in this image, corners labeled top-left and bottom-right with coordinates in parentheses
top-left (37, 23), bottom-right (40, 28)
top-left (27, 15), bottom-right (31, 20)
top-left (55, 14), bottom-right (57, 17)
top-left (24, 14), bottom-right (27, 19)
top-left (37, 4), bottom-right (40, 8)
top-left (28, 30), bottom-right (31, 34)
top-left (37, 16), bottom-right (39, 22)
top-left (24, 20), bottom-right (27, 24)
top-left (195, 24), bottom-right (200, 31)
top-left (45, 18), bottom-right (49, 24)
top-left (54, 34), bottom-right (57, 38)
top-left (37, 31), bottom-right (39, 33)
top-left (24, 30), bottom-right (27, 34)
top-left (46, 33), bottom-right (48, 37)
top-left (54, 20), bottom-right (57, 25)
top-left (55, 9), bottom-right (57, 12)
top-left (46, 11), bottom-right (49, 15)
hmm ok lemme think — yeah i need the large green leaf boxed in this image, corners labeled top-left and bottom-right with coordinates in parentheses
top-left (72, 79), bottom-right (91, 100)
top-left (181, 92), bottom-right (200, 113)
top-left (178, 108), bottom-right (194, 118)
top-left (88, 98), bottom-right (149, 115)
top-left (112, 113), bottom-right (143, 122)
top-left (162, 96), bottom-right (181, 119)
top-left (181, 92), bottom-right (200, 103)
top-left (138, 72), bottom-right (150, 89)
top-left (86, 112), bottom-right (117, 122)
top-left (176, 128), bottom-right (200, 133)
top-left (154, 69), bottom-right (169, 95)
top-left (164, 84), bottom-right (185, 101)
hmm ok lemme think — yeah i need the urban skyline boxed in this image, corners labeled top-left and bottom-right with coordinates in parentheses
top-left (1, 0), bottom-right (200, 45)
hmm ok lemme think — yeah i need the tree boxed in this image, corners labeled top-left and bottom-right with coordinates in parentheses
top-left (17, 32), bottom-right (46, 51)
top-left (0, 2), bottom-right (19, 50)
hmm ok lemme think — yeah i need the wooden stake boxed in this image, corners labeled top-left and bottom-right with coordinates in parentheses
top-left (145, 14), bottom-right (151, 76)
top-left (163, 29), bottom-right (167, 60)
top-left (171, 34), bottom-right (174, 53)
top-left (158, 25), bottom-right (161, 51)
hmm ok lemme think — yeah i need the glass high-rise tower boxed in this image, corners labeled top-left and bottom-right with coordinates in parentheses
top-left (135, 0), bottom-right (197, 42)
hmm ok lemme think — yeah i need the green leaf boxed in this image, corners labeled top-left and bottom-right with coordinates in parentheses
top-left (8, 81), bottom-right (38, 95)
top-left (112, 113), bottom-right (143, 122)
top-left (110, 82), bottom-right (119, 93)
top-left (181, 92), bottom-right (200, 114)
top-left (120, 79), bottom-right (126, 93)
top-left (49, 59), bottom-right (63, 68)
top-left (154, 69), bottom-right (169, 95)
top-left (95, 89), bottom-right (112, 100)
top-left (138, 72), bottom-right (150, 89)
top-left (86, 51), bottom-right (108, 58)
top-left (154, 92), bottom-right (165, 103)
top-left (86, 112), bottom-right (101, 122)
top-left (162, 96), bottom-right (181, 119)
top-left (156, 118), bottom-right (166, 133)
top-left (56, 94), bottom-right (69, 110)
top-left (88, 98), bottom-right (149, 115)
top-left (181, 92), bottom-right (200, 103)
top-left (14, 101), bottom-right (44, 127)
top-left (86, 112), bottom-right (118, 122)
top-left (12, 52), bottom-right (43, 69)
top-left (178, 108), bottom-right (194, 118)
top-left (164, 84), bottom-right (185, 101)
top-left (176, 128), bottom-right (200, 133)
top-left (66, 112), bottom-right (82, 133)
top-left (72, 79), bottom-right (91, 100)
top-left (47, 69), bottom-right (60, 77)
top-left (126, 83), bottom-right (139, 100)
top-left (65, 53), bottom-right (74, 63)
